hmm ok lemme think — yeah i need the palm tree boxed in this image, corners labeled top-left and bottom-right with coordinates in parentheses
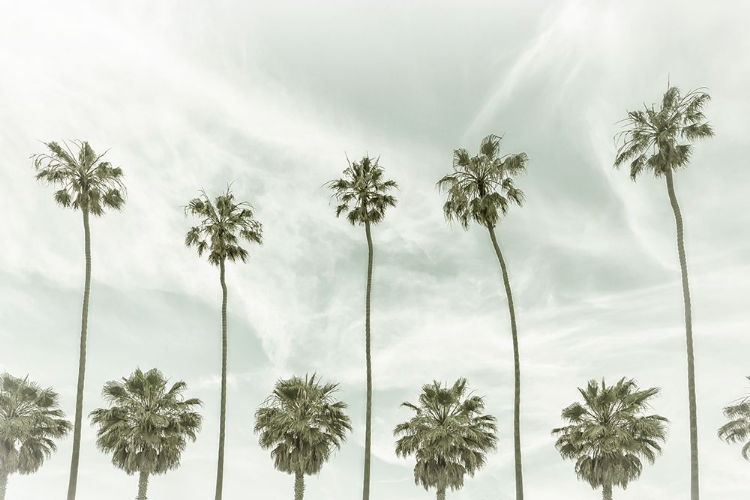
top-left (184, 185), bottom-right (263, 500)
top-left (552, 378), bottom-right (668, 500)
top-left (32, 140), bottom-right (126, 500)
top-left (437, 134), bottom-right (527, 500)
top-left (393, 378), bottom-right (497, 500)
top-left (326, 155), bottom-right (397, 500)
top-left (717, 375), bottom-right (750, 460)
top-left (254, 374), bottom-right (352, 500)
top-left (0, 373), bottom-right (72, 500)
top-left (614, 84), bottom-right (713, 500)
top-left (89, 368), bottom-right (202, 500)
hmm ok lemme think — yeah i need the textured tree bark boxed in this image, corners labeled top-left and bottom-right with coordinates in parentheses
top-left (362, 218), bottom-right (374, 500)
top-left (136, 471), bottom-right (149, 500)
top-left (488, 225), bottom-right (524, 500)
top-left (665, 168), bottom-right (699, 500)
top-left (294, 470), bottom-right (305, 500)
top-left (0, 470), bottom-right (8, 500)
top-left (215, 258), bottom-right (229, 500)
top-left (602, 483), bottom-right (613, 500)
top-left (436, 486), bottom-right (446, 500)
top-left (67, 207), bottom-right (92, 500)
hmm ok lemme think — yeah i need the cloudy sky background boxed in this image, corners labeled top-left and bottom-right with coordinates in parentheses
top-left (1, 0), bottom-right (749, 499)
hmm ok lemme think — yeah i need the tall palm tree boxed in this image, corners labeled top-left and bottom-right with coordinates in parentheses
top-left (717, 375), bottom-right (750, 460)
top-left (32, 140), bottom-right (126, 500)
top-left (437, 134), bottom-right (527, 500)
top-left (326, 155), bottom-right (397, 500)
top-left (552, 378), bottom-right (668, 500)
top-left (89, 368), bottom-right (202, 500)
top-left (0, 373), bottom-right (72, 500)
top-left (254, 374), bottom-right (352, 500)
top-left (614, 84), bottom-right (713, 500)
top-left (393, 378), bottom-right (498, 500)
top-left (184, 185), bottom-right (263, 500)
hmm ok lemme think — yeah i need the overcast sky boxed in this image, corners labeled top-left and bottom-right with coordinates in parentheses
top-left (1, 1), bottom-right (749, 499)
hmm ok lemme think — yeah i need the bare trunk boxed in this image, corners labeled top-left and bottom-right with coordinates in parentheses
top-left (67, 207), bottom-right (91, 500)
top-left (0, 470), bottom-right (8, 500)
top-left (487, 225), bottom-right (524, 500)
top-left (436, 486), bottom-right (446, 500)
top-left (602, 483), bottom-right (613, 500)
top-left (294, 470), bottom-right (305, 500)
top-left (665, 168), bottom-right (699, 500)
top-left (362, 219), bottom-right (374, 500)
top-left (136, 471), bottom-right (149, 500)
top-left (214, 258), bottom-right (228, 500)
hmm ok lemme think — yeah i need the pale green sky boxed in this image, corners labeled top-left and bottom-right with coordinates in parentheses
top-left (1, 1), bottom-right (749, 499)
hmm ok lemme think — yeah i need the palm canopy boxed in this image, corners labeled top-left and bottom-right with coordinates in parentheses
top-left (437, 134), bottom-right (527, 230)
top-left (89, 368), bottom-right (203, 476)
top-left (614, 85), bottom-right (714, 180)
top-left (393, 378), bottom-right (498, 494)
top-left (0, 373), bottom-right (71, 475)
top-left (254, 374), bottom-right (352, 476)
top-left (326, 155), bottom-right (398, 225)
top-left (717, 376), bottom-right (750, 460)
top-left (552, 378), bottom-right (668, 492)
top-left (32, 140), bottom-right (126, 215)
top-left (185, 185), bottom-right (263, 266)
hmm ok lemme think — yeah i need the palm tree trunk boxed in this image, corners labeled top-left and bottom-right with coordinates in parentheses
top-left (602, 483), bottom-right (613, 500)
top-left (436, 487), bottom-right (446, 500)
top-left (136, 471), bottom-right (149, 500)
top-left (362, 219), bottom-right (374, 500)
top-left (665, 168), bottom-right (699, 500)
top-left (67, 206), bottom-right (92, 500)
top-left (294, 470), bottom-right (305, 500)
top-left (215, 258), bottom-right (229, 500)
top-left (0, 470), bottom-right (8, 500)
top-left (487, 225), bottom-right (524, 500)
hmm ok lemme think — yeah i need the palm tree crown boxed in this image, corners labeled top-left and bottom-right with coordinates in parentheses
top-left (393, 378), bottom-right (498, 496)
top-left (0, 373), bottom-right (71, 476)
top-left (89, 368), bottom-right (203, 476)
top-left (718, 376), bottom-right (750, 460)
top-left (614, 86), bottom-right (714, 179)
top-left (326, 155), bottom-right (398, 225)
top-left (185, 185), bottom-right (263, 265)
top-left (437, 134), bottom-right (526, 229)
top-left (32, 140), bottom-right (126, 215)
top-left (552, 378), bottom-right (668, 495)
top-left (254, 374), bottom-right (352, 476)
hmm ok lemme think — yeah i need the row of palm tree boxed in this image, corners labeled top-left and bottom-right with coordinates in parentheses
top-left (27, 82), bottom-right (714, 499)
top-left (3, 369), bottom-right (749, 500)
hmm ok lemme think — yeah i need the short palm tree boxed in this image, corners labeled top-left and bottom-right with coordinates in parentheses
top-left (437, 134), bottom-right (527, 500)
top-left (254, 374), bottom-right (352, 500)
top-left (89, 368), bottom-right (203, 500)
top-left (717, 375), bottom-right (750, 460)
top-left (184, 185), bottom-right (263, 500)
top-left (393, 378), bottom-right (498, 500)
top-left (0, 373), bottom-right (72, 500)
top-left (614, 84), bottom-right (713, 500)
top-left (326, 155), bottom-right (397, 500)
top-left (32, 140), bottom-right (126, 500)
top-left (552, 378), bottom-right (668, 500)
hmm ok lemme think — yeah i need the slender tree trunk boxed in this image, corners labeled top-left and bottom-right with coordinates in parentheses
top-left (436, 487), bottom-right (446, 500)
top-left (602, 483), bottom-right (613, 500)
top-left (362, 219), bottom-right (374, 500)
top-left (665, 168), bottom-right (699, 500)
top-left (294, 470), bottom-right (305, 500)
top-left (136, 471), bottom-right (149, 500)
top-left (67, 207), bottom-right (92, 500)
top-left (487, 225), bottom-right (524, 500)
top-left (0, 470), bottom-right (8, 500)
top-left (215, 258), bottom-right (229, 500)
